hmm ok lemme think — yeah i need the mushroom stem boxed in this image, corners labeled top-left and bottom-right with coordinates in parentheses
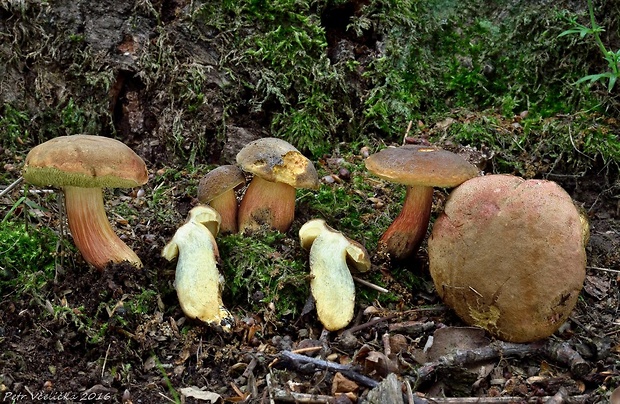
top-left (63, 186), bottom-right (142, 270)
top-left (209, 190), bottom-right (239, 234)
top-left (300, 219), bottom-right (371, 331)
top-left (378, 184), bottom-right (434, 260)
top-left (238, 175), bottom-right (296, 233)
top-left (162, 206), bottom-right (234, 332)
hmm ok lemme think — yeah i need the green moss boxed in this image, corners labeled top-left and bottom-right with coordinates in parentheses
top-left (0, 220), bottom-right (57, 295)
top-left (218, 232), bottom-right (309, 317)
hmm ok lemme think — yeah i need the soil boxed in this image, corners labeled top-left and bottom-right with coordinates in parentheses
top-left (1, 2), bottom-right (620, 404)
top-left (1, 129), bottom-right (619, 403)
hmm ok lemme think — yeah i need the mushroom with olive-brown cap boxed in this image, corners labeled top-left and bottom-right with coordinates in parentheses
top-left (428, 174), bottom-right (588, 343)
top-left (22, 135), bottom-right (148, 270)
top-left (299, 218), bottom-right (371, 331)
top-left (365, 144), bottom-right (479, 260)
top-left (236, 137), bottom-right (319, 234)
top-left (197, 165), bottom-right (246, 234)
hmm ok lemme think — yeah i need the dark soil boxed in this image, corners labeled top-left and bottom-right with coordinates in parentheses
top-left (1, 1), bottom-right (620, 403)
top-left (1, 134), bottom-right (619, 403)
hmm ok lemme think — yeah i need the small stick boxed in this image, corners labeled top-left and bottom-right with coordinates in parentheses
top-left (411, 395), bottom-right (590, 403)
top-left (345, 313), bottom-right (398, 334)
top-left (0, 176), bottom-right (23, 198)
top-left (270, 388), bottom-right (337, 403)
top-left (543, 340), bottom-right (590, 377)
top-left (291, 346), bottom-right (323, 355)
top-left (101, 343), bottom-right (111, 379)
top-left (402, 120), bottom-right (414, 145)
top-left (352, 276), bottom-right (389, 293)
top-left (265, 373), bottom-right (276, 404)
top-left (416, 340), bottom-right (545, 383)
top-left (272, 351), bottom-right (379, 389)
top-left (587, 265), bottom-right (620, 274)
top-left (415, 339), bottom-right (589, 383)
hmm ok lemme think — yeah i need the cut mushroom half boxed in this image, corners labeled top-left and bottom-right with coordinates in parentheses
top-left (299, 219), bottom-right (371, 331)
top-left (162, 205), bottom-right (234, 332)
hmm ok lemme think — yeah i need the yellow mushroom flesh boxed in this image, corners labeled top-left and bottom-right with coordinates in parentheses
top-left (162, 206), bottom-right (234, 332)
top-left (299, 219), bottom-right (370, 331)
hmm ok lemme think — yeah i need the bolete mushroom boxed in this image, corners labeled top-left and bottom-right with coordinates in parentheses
top-left (162, 205), bottom-right (234, 332)
top-left (197, 165), bottom-right (246, 234)
top-left (365, 144), bottom-right (478, 260)
top-left (236, 137), bottom-right (319, 234)
top-left (299, 219), bottom-right (371, 331)
top-left (428, 174), bottom-right (588, 343)
top-left (22, 135), bottom-right (148, 270)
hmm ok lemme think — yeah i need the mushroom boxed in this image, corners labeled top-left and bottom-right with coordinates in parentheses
top-left (428, 174), bottom-right (588, 343)
top-left (22, 135), bottom-right (148, 270)
top-left (299, 219), bottom-right (371, 331)
top-left (236, 137), bottom-right (319, 234)
top-left (365, 145), bottom-right (478, 260)
top-left (162, 205), bottom-right (234, 332)
top-left (197, 165), bottom-right (246, 234)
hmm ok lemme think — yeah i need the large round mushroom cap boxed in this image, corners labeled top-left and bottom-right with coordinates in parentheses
top-left (23, 135), bottom-right (148, 188)
top-left (428, 174), bottom-right (587, 343)
top-left (365, 145), bottom-right (479, 188)
top-left (236, 137), bottom-right (319, 189)
top-left (197, 165), bottom-right (246, 203)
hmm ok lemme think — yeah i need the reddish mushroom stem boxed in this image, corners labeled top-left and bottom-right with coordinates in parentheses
top-left (238, 175), bottom-right (296, 233)
top-left (209, 190), bottom-right (239, 234)
top-left (64, 186), bottom-right (142, 270)
top-left (378, 184), bottom-right (434, 260)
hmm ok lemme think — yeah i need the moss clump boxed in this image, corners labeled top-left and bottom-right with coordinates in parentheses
top-left (218, 232), bottom-right (309, 317)
top-left (0, 220), bottom-right (58, 295)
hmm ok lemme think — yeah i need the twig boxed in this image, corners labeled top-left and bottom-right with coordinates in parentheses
top-left (291, 346), bottom-right (323, 355)
top-left (101, 343), bottom-right (111, 379)
top-left (352, 276), bottom-right (389, 293)
top-left (389, 320), bottom-right (436, 335)
top-left (266, 373), bottom-right (276, 404)
top-left (345, 314), bottom-right (398, 334)
top-left (587, 265), bottom-right (620, 273)
top-left (405, 379), bottom-right (415, 404)
top-left (416, 340), bottom-right (546, 383)
top-left (272, 351), bottom-right (379, 389)
top-left (545, 387), bottom-right (569, 404)
top-left (543, 340), bottom-right (590, 377)
top-left (270, 388), bottom-right (337, 403)
top-left (402, 120), bottom-right (414, 145)
top-left (157, 392), bottom-right (177, 403)
top-left (412, 395), bottom-right (590, 403)
top-left (0, 176), bottom-right (23, 198)
top-left (416, 339), bottom-right (589, 383)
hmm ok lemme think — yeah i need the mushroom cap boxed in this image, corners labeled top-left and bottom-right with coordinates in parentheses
top-left (23, 135), bottom-right (148, 188)
top-left (299, 218), bottom-right (371, 273)
top-left (365, 145), bottom-right (479, 188)
top-left (236, 137), bottom-right (319, 190)
top-left (197, 165), bottom-right (246, 203)
top-left (428, 174), bottom-right (587, 343)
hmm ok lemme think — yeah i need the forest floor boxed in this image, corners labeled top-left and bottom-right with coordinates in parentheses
top-left (1, 110), bottom-right (620, 404)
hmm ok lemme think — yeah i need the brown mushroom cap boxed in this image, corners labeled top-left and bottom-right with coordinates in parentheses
top-left (365, 145), bottom-right (479, 188)
top-left (236, 137), bottom-right (319, 190)
top-left (197, 165), bottom-right (246, 204)
top-left (428, 174), bottom-right (587, 343)
top-left (23, 135), bottom-right (148, 188)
